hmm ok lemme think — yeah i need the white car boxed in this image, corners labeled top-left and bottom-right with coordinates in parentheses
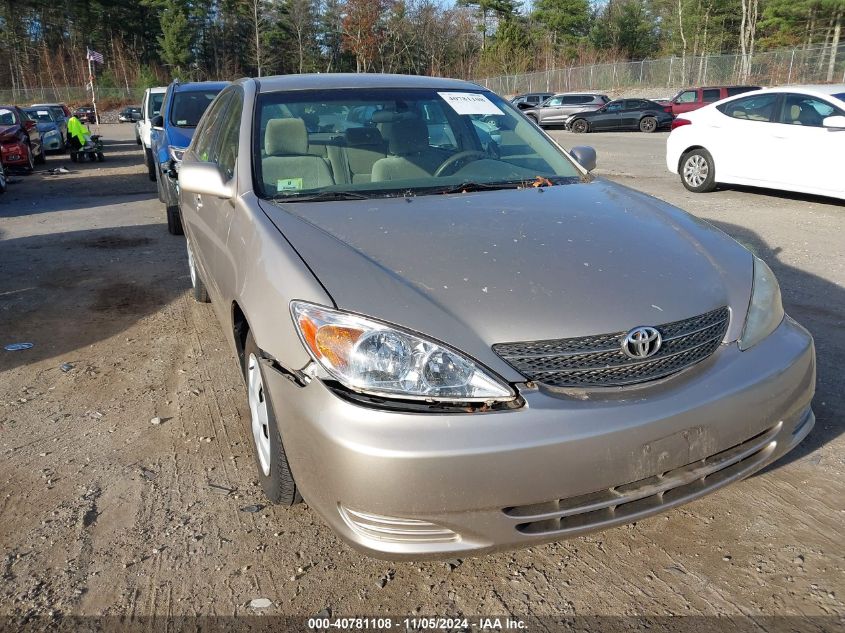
top-left (138, 86), bottom-right (167, 182)
top-left (667, 84), bottom-right (845, 200)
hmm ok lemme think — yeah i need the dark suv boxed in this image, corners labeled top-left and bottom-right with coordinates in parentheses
top-left (511, 92), bottom-right (554, 110)
top-left (524, 93), bottom-right (610, 127)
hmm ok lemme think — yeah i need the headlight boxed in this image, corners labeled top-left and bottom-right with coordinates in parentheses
top-left (168, 146), bottom-right (186, 162)
top-left (44, 129), bottom-right (59, 138)
top-left (291, 301), bottom-right (514, 402)
top-left (738, 257), bottom-right (784, 351)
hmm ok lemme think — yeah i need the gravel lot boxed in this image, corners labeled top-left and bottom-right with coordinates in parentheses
top-left (1, 124), bottom-right (842, 630)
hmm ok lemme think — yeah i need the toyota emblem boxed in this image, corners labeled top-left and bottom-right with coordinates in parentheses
top-left (622, 326), bottom-right (662, 359)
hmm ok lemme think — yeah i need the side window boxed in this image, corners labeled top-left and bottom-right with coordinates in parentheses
top-left (727, 86), bottom-right (757, 97)
top-left (212, 93), bottom-right (243, 180)
top-left (623, 100), bottom-right (644, 110)
top-left (546, 97), bottom-right (563, 106)
top-left (676, 90), bottom-right (697, 104)
top-left (560, 96), bottom-right (579, 105)
top-left (703, 89), bottom-right (721, 102)
top-left (779, 94), bottom-right (842, 127)
top-left (193, 92), bottom-right (232, 162)
top-left (717, 93), bottom-right (779, 122)
top-left (605, 102), bottom-right (623, 112)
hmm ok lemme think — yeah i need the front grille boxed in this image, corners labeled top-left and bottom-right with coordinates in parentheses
top-left (493, 306), bottom-right (729, 388)
top-left (503, 422), bottom-right (780, 536)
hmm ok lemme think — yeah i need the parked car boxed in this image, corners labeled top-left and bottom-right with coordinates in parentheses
top-left (73, 105), bottom-right (98, 124)
top-left (22, 107), bottom-right (65, 152)
top-left (138, 86), bottom-right (167, 177)
top-left (151, 79), bottom-right (228, 234)
top-left (119, 106), bottom-right (142, 122)
top-left (661, 85), bottom-right (761, 116)
top-left (524, 93), bottom-right (610, 127)
top-left (510, 92), bottom-right (554, 110)
top-left (567, 99), bottom-right (673, 133)
top-left (31, 103), bottom-right (70, 145)
top-left (176, 73), bottom-right (815, 560)
top-left (667, 85), bottom-right (845, 200)
top-left (0, 105), bottom-right (45, 171)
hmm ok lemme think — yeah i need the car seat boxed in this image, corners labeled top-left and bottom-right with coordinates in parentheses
top-left (262, 118), bottom-right (334, 193)
top-left (371, 116), bottom-right (446, 181)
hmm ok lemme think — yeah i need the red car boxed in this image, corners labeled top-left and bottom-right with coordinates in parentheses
top-left (73, 106), bottom-right (98, 124)
top-left (0, 105), bottom-right (44, 172)
top-left (660, 85), bottom-right (762, 116)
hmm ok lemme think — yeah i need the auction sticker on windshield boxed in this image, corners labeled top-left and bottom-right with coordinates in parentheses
top-left (438, 92), bottom-right (503, 116)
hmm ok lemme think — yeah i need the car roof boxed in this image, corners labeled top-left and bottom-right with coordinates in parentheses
top-left (761, 84), bottom-right (845, 97)
top-left (172, 80), bottom-right (229, 93)
top-left (146, 86), bottom-right (167, 94)
top-left (248, 73), bottom-right (483, 93)
top-left (31, 103), bottom-right (65, 107)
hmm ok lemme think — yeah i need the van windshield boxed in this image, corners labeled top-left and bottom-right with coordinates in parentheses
top-left (253, 88), bottom-right (582, 200)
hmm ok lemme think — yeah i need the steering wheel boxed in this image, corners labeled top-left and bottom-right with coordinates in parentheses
top-left (433, 151), bottom-right (487, 177)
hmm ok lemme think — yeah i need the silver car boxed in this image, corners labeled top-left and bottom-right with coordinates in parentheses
top-left (525, 92), bottom-right (610, 127)
top-left (178, 74), bottom-right (815, 560)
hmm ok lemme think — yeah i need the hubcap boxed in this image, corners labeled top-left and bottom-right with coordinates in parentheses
top-left (643, 119), bottom-right (655, 131)
top-left (186, 242), bottom-right (197, 288)
top-left (248, 353), bottom-right (271, 477)
top-left (683, 155), bottom-right (709, 187)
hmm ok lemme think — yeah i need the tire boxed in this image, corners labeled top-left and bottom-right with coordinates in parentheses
top-left (24, 145), bottom-right (35, 173)
top-left (186, 239), bottom-right (210, 303)
top-left (166, 205), bottom-right (184, 235)
top-left (145, 147), bottom-right (156, 182)
top-left (243, 331), bottom-right (301, 506)
top-left (136, 135), bottom-right (141, 146)
top-left (571, 119), bottom-right (589, 134)
top-left (34, 145), bottom-right (46, 164)
top-left (639, 116), bottom-right (658, 133)
top-left (70, 152), bottom-right (78, 163)
top-left (680, 148), bottom-right (717, 193)
top-left (96, 152), bottom-right (105, 162)
top-left (0, 164), bottom-right (6, 194)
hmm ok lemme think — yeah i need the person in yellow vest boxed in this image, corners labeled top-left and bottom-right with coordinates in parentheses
top-left (66, 115), bottom-right (93, 151)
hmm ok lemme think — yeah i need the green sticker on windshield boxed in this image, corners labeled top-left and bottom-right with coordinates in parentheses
top-left (277, 178), bottom-right (303, 192)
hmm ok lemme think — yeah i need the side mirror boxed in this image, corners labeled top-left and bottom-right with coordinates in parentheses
top-left (24, 119), bottom-right (37, 131)
top-left (152, 115), bottom-right (164, 128)
top-left (823, 115), bottom-right (845, 129)
top-left (570, 145), bottom-right (597, 172)
top-left (179, 161), bottom-right (233, 199)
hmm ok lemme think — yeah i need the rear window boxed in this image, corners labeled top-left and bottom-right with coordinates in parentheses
top-left (170, 90), bottom-right (222, 127)
top-left (727, 86), bottom-right (759, 97)
top-left (833, 92), bottom-right (845, 101)
top-left (0, 108), bottom-right (18, 125)
top-left (702, 88), bottom-right (721, 102)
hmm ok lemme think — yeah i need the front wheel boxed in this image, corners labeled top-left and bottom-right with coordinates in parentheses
top-left (639, 116), bottom-right (658, 133)
top-left (145, 147), bottom-right (156, 181)
top-left (243, 332), bottom-right (301, 506)
top-left (680, 149), bottom-right (717, 193)
top-left (571, 119), bottom-right (589, 134)
top-left (166, 205), bottom-right (184, 235)
top-left (24, 145), bottom-right (35, 172)
top-left (34, 146), bottom-right (46, 164)
top-left (186, 239), bottom-right (210, 303)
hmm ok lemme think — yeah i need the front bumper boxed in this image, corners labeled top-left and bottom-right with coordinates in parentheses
top-left (264, 316), bottom-right (815, 559)
top-left (43, 135), bottom-right (62, 151)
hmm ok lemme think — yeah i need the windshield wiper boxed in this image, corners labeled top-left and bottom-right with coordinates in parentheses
top-left (434, 181), bottom-right (529, 195)
top-left (271, 190), bottom-right (371, 203)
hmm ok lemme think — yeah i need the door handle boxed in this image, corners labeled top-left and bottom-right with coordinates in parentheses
top-left (195, 194), bottom-right (203, 209)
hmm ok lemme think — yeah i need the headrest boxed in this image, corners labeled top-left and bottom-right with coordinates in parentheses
top-left (371, 109), bottom-right (416, 124)
top-left (346, 127), bottom-right (383, 147)
top-left (789, 105), bottom-right (801, 120)
top-left (384, 118), bottom-right (429, 155)
top-left (265, 118), bottom-right (308, 155)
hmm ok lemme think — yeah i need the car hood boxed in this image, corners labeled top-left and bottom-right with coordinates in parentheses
top-left (166, 126), bottom-right (194, 149)
top-left (259, 180), bottom-right (752, 379)
top-left (0, 124), bottom-right (20, 138)
top-left (36, 122), bottom-right (57, 133)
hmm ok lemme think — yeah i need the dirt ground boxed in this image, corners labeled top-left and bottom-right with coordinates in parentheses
top-left (0, 124), bottom-right (842, 631)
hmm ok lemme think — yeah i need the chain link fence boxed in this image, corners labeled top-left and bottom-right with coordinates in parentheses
top-left (0, 84), bottom-right (134, 106)
top-left (476, 43), bottom-right (845, 98)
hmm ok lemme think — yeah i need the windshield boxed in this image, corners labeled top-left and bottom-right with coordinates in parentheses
top-left (49, 107), bottom-right (65, 120)
top-left (170, 90), bottom-right (221, 127)
top-left (25, 109), bottom-right (55, 122)
top-left (148, 93), bottom-right (164, 118)
top-left (253, 88), bottom-right (582, 200)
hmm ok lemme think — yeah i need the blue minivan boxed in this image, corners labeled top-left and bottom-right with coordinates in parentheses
top-left (151, 80), bottom-right (229, 234)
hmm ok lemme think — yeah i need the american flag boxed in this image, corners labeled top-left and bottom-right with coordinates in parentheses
top-left (86, 48), bottom-right (104, 64)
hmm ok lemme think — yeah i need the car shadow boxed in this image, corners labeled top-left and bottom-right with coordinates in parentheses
top-left (0, 223), bottom-right (187, 372)
top-left (715, 184), bottom-right (845, 205)
top-left (0, 136), bottom-right (157, 217)
top-left (708, 219), bottom-right (844, 473)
